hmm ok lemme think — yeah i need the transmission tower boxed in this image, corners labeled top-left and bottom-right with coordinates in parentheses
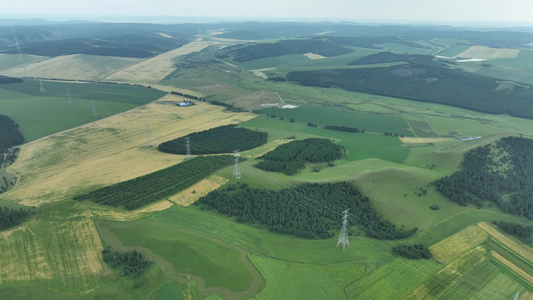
top-left (146, 124), bottom-right (152, 147)
top-left (39, 79), bottom-right (46, 93)
top-left (337, 209), bottom-right (350, 251)
top-left (91, 100), bottom-right (98, 118)
top-left (232, 150), bottom-right (241, 179)
top-left (186, 137), bottom-right (191, 159)
top-left (66, 88), bottom-right (72, 104)
top-left (514, 292), bottom-right (520, 300)
top-left (11, 25), bottom-right (28, 78)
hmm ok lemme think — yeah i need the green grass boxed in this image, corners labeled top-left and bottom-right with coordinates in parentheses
top-left (261, 104), bottom-right (413, 136)
top-left (437, 45), bottom-right (471, 57)
top-left (150, 280), bottom-right (184, 300)
top-left (348, 258), bottom-right (442, 300)
top-left (0, 81), bottom-right (166, 142)
top-left (251, 254), bottom-right (365, 300)
top-left (98, 219), bottom-right (256, 293)
top-left (377, 42), bottom-right (434, 54)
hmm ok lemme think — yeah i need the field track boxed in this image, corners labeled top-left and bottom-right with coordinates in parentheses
top-left (399, 137), bottom-right (454, 144)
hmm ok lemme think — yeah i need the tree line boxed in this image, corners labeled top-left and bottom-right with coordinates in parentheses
top-left (197, 181), bottom-right (417, 240)
top-left (493, 221), bottom-right (533, 239)
top-left (324, 125), bottom-right (364, 133)
top-left (74, 155), bottom-right (234, 210)
top-left (102, 248), bottom-right (149, 276)
top-left (158, 125), bottom-right (267, 155)
top-left (433, 136), bottom-right (533, 219)
top-left (255, 138), bottom-right (344, 175)
top-left (0, 76), bottom-right (23, 84)
top-left (392, 244), bottom-right (432, 259)
top-left (0, 206), bottom-right (33, 230)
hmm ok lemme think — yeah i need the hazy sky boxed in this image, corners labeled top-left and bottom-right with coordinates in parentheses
top-left (3, 0), bottom-right (533, 24)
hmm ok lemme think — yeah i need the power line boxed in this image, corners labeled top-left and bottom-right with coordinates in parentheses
top-left (337, 209), bottom-right (350, 251)
top-left (66, 88), bottom-right (72, 105)
top-left (146, 124), bottom-right (152, 147)
top-left (233, 150), bottom-right (241, 179)
top-left (186, 137), bottom-right (191, 159)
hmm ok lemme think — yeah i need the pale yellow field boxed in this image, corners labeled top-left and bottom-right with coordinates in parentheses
top-left (0, 212), bottom-right (114, 292)
top-left (478, 222), bottom-right (533, 263)
top-left (4, 95), bottom-right (256, 206)
top-left (0, 54), bottom-right (143, 81)
top-left (491, 251), bottom-right (533, 285)
top-left (455, 46), bottom-right (520, 60)
top-left (103, 41), bottom-right (215, 83)
top-left (430, 225), bottom-right (488, 264)
top-left (168, 175), bottom-right (228, 206)
top-left (399, 137), bottom-right (454, 144)
top-left (303, 52), bottom-right (326, 59)
top-left (89, 200), bottom-right (174, 222)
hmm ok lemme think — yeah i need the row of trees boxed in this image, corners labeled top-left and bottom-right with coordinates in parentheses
top-left (493, 221), bottom-right (533, 239)
top-left (324, 125), bottom-right (364, 133)
top-left (392, 244), bottom-right (432, 259)
top-left (197, 182), bottom-right (417, 240)
top-left (433, 137), bottom-right (533, 219)
top-left (74, 156), bottom-right (234, 210)
top-left (0, 206), bottom-right (33, 230)
top-left (158, 125), bottom-right (267, 155)
top-left (255, 138), bottom-right (344, 175)
top-left (0, 76), bottom-right (23, 84)
top-left (102, 248), bottom-right (149, 276)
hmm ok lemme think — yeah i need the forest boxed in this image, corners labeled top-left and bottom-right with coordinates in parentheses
top-left (102, 248), bottom-right (149, 276)
top-left (158, 125), bottom-right (267, 155)
top-left (74, 155), bottom-right (234, 210)
top-left (0, 115), bottom-right (24, 151)
top-left (392, 244), bottom-right (432, 259)
top-left (254, 138), bottom-right (344, 175)
top-left (433, 136), bottom-right (533, 219)
top-left (0, 76), bottom-right (23, 84)
top-left (287, 64), bottom-right (533, 120)
top-left (197, 182), bottom-right (417, 240)
top-left (216, 39), bottom-right (353, 62)
top-left (0, 206), bottom-right (33, 230)
top-left (493, 221), bottom-right (533, 239)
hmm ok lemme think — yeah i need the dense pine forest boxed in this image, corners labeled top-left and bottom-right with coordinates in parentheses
top-left (287, 64), bottom-right (533, 119)
top-left (102, 248), bottom-right (149, 276)
top-left (0, 115), bottom-right (24, 151)
top-left (255, 138), bottom-right (344, 175)
top-left (392, 244), bottom-right (432, 259)
top-left (433, 136), bottom-right (533, 219)
top-left (158, 125), bottom-right (267, 155)
top-left (0, 206), bottom-right (33, 230)
top-left (74, 155), bottom-right (234, 210)
top-left (197, 182), bottom-right (417, 240)
top-left (493, 221), bottom-right (533, 239)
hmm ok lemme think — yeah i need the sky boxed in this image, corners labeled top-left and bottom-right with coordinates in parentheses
top-left (2, 0), bottom-right (533, 25)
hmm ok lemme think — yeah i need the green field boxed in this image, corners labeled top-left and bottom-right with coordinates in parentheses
top-left (0, 81), bottom-right (166, 141)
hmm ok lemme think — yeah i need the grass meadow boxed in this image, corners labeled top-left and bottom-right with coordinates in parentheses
top-left (0, 81), bottom-right (166, 141)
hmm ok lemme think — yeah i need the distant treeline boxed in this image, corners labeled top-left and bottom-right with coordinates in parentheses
top-left (170, 91), bottom-right (205, 101)
top-left (255, 138), bottom-right (344, 175)
top-left (392, 244), bottom-right (432, 259)
top-left (0, 206), bottom-right (33, 230)
top-left (324, 125), bottom-right (363, 133)
top-left (2, 36), bottom-right (188, 58)
top-left (348, 52), bottom-right (437, 65)
top-left (0, 115), bottom-right (24, 151)
top-left (74, 155), bottom-right (234, 210)
top-left (197, 182), bottom-right (417, 239)
top-left (158, 125), bottom-right (267, 155)
top-left (433, 137), bottom-right (533, 219)
top-left (493, 221), bottom-right (533, 239)
top-left (287, 64), bottom-right (533, 120)
top-left (217, 39), bottom-right (353, 62)
top-left (169, 91), bottom-right (247, 112)
top-left (102, 248), bottom-right (149, 276)
top-left (0, 76), bottom-right (22, 84)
